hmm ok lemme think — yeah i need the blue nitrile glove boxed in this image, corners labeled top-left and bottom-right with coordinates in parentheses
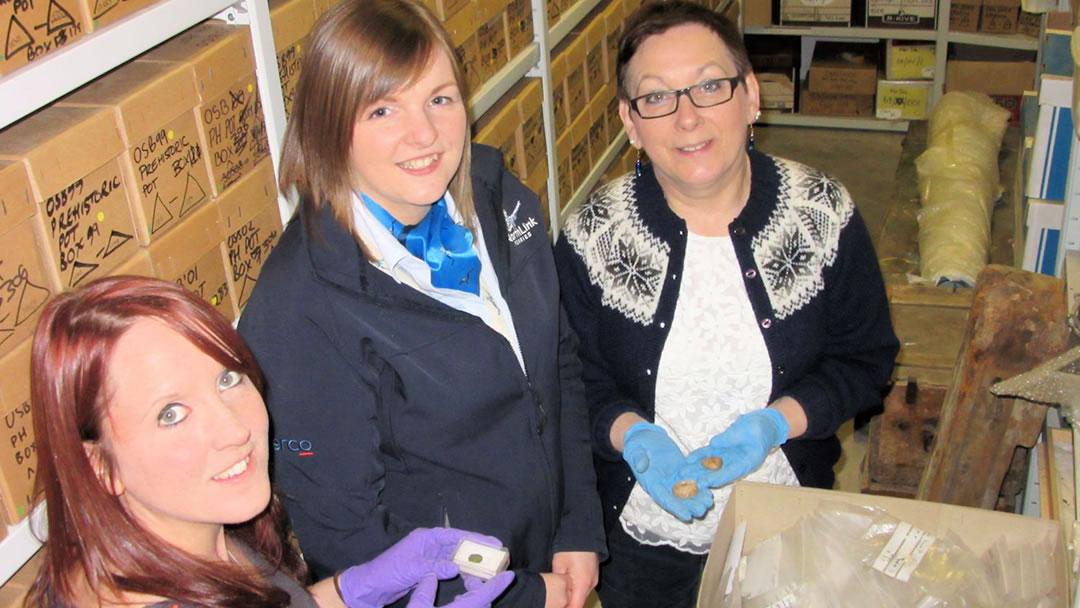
top-left (338, 527), bottom-right (506, 608)
top-left (688, 408), bottom-right (790, 489)
top-left (406, 571), bottom-right (515, 607)
top-left (622, 421), bottom-right (713, 521)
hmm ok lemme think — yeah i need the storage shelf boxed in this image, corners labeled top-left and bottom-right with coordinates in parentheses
top-left (946, 31), bottom-right (1038, 50)
top-left (560, 132), bottom-right (629, 224)
top-left (0, 505), bottom-right (46, 586)
top-left (469, 44), bottom-right (541, 118)
top-left (549, 0), bottom-right (605, 48)
top-left (759, 111), bottom-right (911, 132)
top-left (745, 25), bottom-right (937, 41)
top-left (0, 0), bottom-right (239, 129)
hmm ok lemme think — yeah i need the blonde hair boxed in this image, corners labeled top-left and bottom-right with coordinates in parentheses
top-left (279, 0), bottom-right (474, 252)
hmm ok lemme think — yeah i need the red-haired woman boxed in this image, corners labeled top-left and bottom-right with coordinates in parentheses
top-left (23, 275), bottom-right (513, 608)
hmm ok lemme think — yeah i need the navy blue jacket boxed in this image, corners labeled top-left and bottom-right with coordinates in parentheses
top-left (238, 145), bottom-right (605, 606)
top-left (554, 151), bottom-right (899, 534)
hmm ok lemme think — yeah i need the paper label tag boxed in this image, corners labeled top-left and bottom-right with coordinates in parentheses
top-left (872, 521), bottom-right (935, 582)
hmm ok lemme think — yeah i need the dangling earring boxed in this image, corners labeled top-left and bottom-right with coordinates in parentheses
top-left (635, 148), bottom-right (642, 177)
top-left (747, 123), bottom-right (755, 151)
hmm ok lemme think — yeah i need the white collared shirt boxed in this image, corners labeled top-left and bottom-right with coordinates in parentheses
top-left (349, 191), bottom-right (526, 373)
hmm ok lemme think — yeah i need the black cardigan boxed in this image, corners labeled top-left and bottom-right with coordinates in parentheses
top-left (554, 150), bottom-right (899, 533)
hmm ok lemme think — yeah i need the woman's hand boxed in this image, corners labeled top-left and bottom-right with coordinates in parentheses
top-left (688, 408), bottom-right (790, 489)
top-left (621, 421), bottom-right (712, 521)
top-left (552, 551), bottom-right (599, 608)
top-left (336, 527), bottom-right (504, 608)
top-left (406, 571), bottom-right (515, 608)
top-left (541, 571), bottom-right (571, 608)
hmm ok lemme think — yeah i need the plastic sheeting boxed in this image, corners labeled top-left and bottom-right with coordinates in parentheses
top-left (914, 92), bottom-right (1010, 286)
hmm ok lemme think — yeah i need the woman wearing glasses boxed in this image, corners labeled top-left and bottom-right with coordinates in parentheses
top-left (553, 3), bottom-right (898, 606)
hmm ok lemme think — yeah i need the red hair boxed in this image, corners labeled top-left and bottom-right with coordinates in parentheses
top-left (25, 276), bottom-right (307, 607)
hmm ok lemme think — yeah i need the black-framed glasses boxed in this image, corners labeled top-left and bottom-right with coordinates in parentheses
top-left (629, 76), bottom-right (742, 119)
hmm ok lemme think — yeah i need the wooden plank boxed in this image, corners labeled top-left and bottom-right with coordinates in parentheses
top-left (916, 265), bottom-right (1070, 509)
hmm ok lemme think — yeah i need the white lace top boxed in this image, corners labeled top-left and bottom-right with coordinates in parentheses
top-left (619, 232), bottom-right (800, 554)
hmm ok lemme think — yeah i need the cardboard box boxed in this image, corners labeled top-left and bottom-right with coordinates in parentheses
top-left (196, 74), bottom-right (272, 196)
top-left (885, 41), bottom-right (935, 80)
top-left (0, 212), bottom-right (56, 361)
top-left (79, 0), bottom-right (158, 29)
top-left (513, 79), bottom-right (546, 180)
top-left (214, 162), bottom-right (282, 311)
top-left (444, 5), bottom-right (482, 95)
top-left (801, 89), bottom-right (876, 116)
top-left (475, 0), bottom-right (510, 84)
top-left (0, 0), bottom-right (89, 76)
top-left (0, 161), bottom-right (57, 360)
top-left (107, 248), bottom-right (155, 277)
top-left (1018, 10), bottom-right (1042, 37)
top-left (474, 94), bottom-right (524, 179)
top-left (945, 52), bottom-right (1036, 122)
top-left (875, 79), bottom-right (931, 119)
top-left (980, 0), bottom-right (1019, 33)
top-left (604, 85), bottom-right (622, 145)
top-left (138, 22), bottom-right (255, 103)
top-left (867, 0), bottom-right (935, 28)
top-left (0, 107), bottom-right (140, 290)
top-left (504, 0), bottom-right (533, 59)
top-left (434, 0), bottom-right (470, 21)
top-left (583, 14), bottom-right (606, 102)
top-left (780, 0), bottom-right (851, 24)
top-left (570, 111), bottom-right (591, 196)
top-left (270, 0), bottom-right (318, 118)
top-left (809, 42), bottom-right (879, 95)
top-left (1022, 199), bottom-right (1064, 276)
top-left (556, 131), bottom-right (573, 207)
top-left (565, 34), bottom-right (588, 123)
top-left (550, 47), bottom-right (571, 134)
top-left (146, 202), bottom-right (235, 321)
top-left (603, 0), bottom-right (625, 85)
top-left (0, 340), bottom-right (37, 526)
top-left (744, 0), bottom-right (773, 26)
top-left (1041, 29), bottom-right (1074, 78)
top-left (758, 71), bottom-right (796, 111)
top-left (57, 60), bottom-right (214, 245)
top-left (587, 95), bottom-right (608, 168)
top-left (547, 0), bottom-right (563, 27)
top-left (696, 482), bottom-right (1068, 608)
top-left (949, 0), bottom-right (981, 31)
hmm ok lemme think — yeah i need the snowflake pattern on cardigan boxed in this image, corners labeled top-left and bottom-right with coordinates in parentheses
top-left (753, 158), bottom-right (853, 320)
top-left (562, 175), bottom-right (670, 326)
top-left (561, 156), bottom-right (853, 325)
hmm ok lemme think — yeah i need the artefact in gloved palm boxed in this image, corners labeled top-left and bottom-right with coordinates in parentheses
top-left (622, 421), bottom-right (712, 521)
top-left (688, 408), bottom-right (790, 489)
top-left (338, 527), bottom-right (508, 608)
top-left (406, 571), bottom-right (516, 607)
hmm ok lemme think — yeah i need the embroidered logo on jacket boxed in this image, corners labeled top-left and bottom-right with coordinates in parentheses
top-left (751, 158), bottom-right (853, 320)
top-left (562, 175), bottom-right (669, 326)
top-left (505, 200), bottom-right (539, 245)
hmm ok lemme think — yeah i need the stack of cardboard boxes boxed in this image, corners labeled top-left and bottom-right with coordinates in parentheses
top-left (803, 42), bottom-right (878, 117)
top-left (876, 40), bottom-right (935, 120)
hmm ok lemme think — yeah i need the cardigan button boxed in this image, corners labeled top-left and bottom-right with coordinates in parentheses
top-left (745, 269), bottom-right (757, 279)
top-left (760, 318), bottom-right (772, 329)
top-left (777, 366), bottom-right (786, 375)
top-left (659, 321), bottom-right (666, 329)
top-left (731, 222), bottom-right (746, 236)
top-left (645, 368), bottom-right (652, 376)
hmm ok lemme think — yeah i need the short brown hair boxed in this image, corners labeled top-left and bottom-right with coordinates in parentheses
top-left (280, 0), bottom-right (474, 251)
top-left (617, 1), bottom-right (752, 100)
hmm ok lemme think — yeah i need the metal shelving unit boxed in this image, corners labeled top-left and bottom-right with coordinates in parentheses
top-left (741, 0), bottom-right (1041, 130)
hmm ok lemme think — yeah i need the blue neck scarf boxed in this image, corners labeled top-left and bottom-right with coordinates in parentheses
top-left (362, 193), bottom-right (482, 295)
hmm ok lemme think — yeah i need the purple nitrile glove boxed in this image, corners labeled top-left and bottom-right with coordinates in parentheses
top-left (405, 571), bottom-right (515, 607)
top-left (688, 408), bottom-right (790, 489)
top-left (622, 421), bottom-right (713, 522)
top-left (337, 527), bottom-right (504, 608)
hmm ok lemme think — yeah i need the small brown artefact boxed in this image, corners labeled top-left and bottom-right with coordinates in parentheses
top-left (702, 456), bottom-right (724, 471)
top-left (672, 480), bottom-right (699, 499)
